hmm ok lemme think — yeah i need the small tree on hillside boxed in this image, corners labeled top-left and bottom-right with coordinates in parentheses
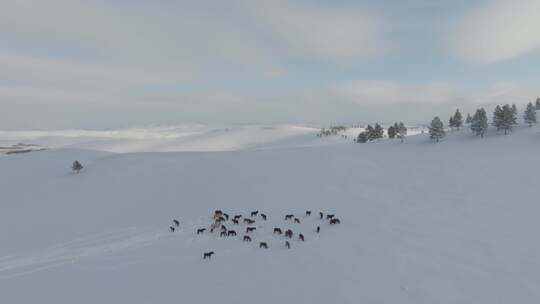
top-left (429, 116), bottom-right (445, 142)
top-left (494, 104), bottom-right (517, 135)
top-left (524, 102), bottom-right (537, 127)
top-left (387, 125), bottom-right (396, 139)
top-left (449, 109), bottom-right (463, 130)
top-left (72, 160), bottom-right (84, 173)
top-left (465, 113), bottom-right (472, 124)
top-left (372, 123), bottom-right (384, 140)
top-left (536, 97), bottom-right (540, 110)
top-left (396, 122), bottom-right (407, 142)
top-left (493, 105), bottom-right (504, 131)
top-left (470, 108), bottom-right (488, 138)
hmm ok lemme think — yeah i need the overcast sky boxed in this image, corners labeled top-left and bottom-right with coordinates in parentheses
top-left (1, 0), bottom-right (540, 129)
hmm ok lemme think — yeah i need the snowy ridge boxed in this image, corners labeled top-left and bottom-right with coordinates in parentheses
top-left (0, 125), bottom-right (539, 303)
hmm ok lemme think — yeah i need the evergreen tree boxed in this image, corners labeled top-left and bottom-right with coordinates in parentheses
top-left (449, 116), bottom-right (454, 129)
top-left (470, 108), bottom-right (488, 138)
top-left (373, 123), bottom-right (384, 140)
top-left (450, 109), bottom-right (463, 130)
top-left (511, 104), bottom-right (518, 125)
top-left (494, 104), bottom-right (517, 134)
top-left (72, 160), bottom-right (84, 173)
top-left (536, 97), bottom-right (540, 110)
top-left (429, 116), bottom-right (445, 142)
top-left (387, 125), bottom-right (396, 139)
top-left (524, 102), bottom-right (537, 127)
top-left (465, 113), bottom-right (472, 124)
top-left (493, 105), bottom-right (504, 131)
top-left (356, 131), bottom-right (369, 143)
top-left (365, 125), bottom-right (374, 141)
top-left (397, 122), bottom-right (407, 142)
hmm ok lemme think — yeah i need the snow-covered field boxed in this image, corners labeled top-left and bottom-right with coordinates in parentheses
top-left (1, 124), bottom-right (539, 303)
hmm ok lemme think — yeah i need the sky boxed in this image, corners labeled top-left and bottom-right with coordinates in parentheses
top-left (1, 0), bottom-right (540, 129)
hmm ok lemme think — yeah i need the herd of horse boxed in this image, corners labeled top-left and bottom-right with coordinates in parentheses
top-left (168, 209), bottom-right (341, 259)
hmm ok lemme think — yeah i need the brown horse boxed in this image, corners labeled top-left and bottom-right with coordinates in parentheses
top-left (243, 235), bottom-right (252, 242)
top-left (259, 242), bottom-right (268, 249)
top-left (285, 229), bottom-right (293, 238)
top-left (330, 218), bottom-right (341, 225)
top-left (203, 251), bottom-right (215, 259)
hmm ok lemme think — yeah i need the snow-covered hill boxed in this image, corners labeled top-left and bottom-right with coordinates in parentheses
top-left (1, 125), bottom-right (539, 303)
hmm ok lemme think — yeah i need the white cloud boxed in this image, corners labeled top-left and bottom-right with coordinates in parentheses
top-left (448, 0), bottom-right (540, 63)
top-left (245, 1), bottom-right (388, 61)
top-left (332, 81), bottom-right (459, 104)
top-left (0, 52), bottom-right (189, 92)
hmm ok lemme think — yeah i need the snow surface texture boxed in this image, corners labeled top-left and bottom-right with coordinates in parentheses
top-left (1, 124), bottom-right (539, 303)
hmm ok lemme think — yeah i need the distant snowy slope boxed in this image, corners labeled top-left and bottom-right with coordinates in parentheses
top-left (0, 126), bottom-right (539, 303)
top-left (0, 124), bottom-right (321, 153)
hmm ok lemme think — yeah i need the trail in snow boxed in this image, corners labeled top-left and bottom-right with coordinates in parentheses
top-left (0, 226), bottom-right (175, 278)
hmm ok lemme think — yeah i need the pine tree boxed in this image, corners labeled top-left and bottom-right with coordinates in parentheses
top-left (387, 125), bottom-right (396, 139)
top-left (511, 104), bottom-right (518, 125)
top-left (373, 123), bottom-right (384, 140)
top-left (536, 97), bottom-right (540, 110)
top-left (470, 108), bottom-right (488, 138)
top-left (429, 116), bottom-right (445, 142)
top-left (72, 160), bottom-right (84, 173)
top-left (397, 122), bottom-right (407, 142)
top-left (465, 113), bottom-right (472, 124)
top-left (451, 109), bottom-right (463, 130)
top-left (365, 125), bottom-right (375, 141)
top-left (449, 116), bottom-right (454, 129)
top-left (524, 102), bottom-right (537, 127)
top-left (356, 131), bottom-right (369, 143)
top-left (493, 105), bottom-right (504, 131)
top-left (494, 104), bottom-right (517, 134)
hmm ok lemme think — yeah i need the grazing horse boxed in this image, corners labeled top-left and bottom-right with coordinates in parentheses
top-left (306, 211), bottom-right (311, 216)
top-left (316, 226), bottom-right (320, 233)
top-left (284, 214), bottom-right (294, 221)
top-left (244, 218), bottom-right (255, 224)
top-left (299, 234), bottom-right (305, 241)
top-left (326, 214), bottom-right (335, 220)
top-left (285, 241), bottom-right (291, 249)
top-left (246, 227), bottom-right (256, 233)
top-left (259, 242), bottom-right (268, 249)
top-left (203, 251), bottom-right (215, 259)
top-left (173, 219), bottom-right (180, 227)
top-left (285, 229), bottom-right (293, 238)
top-left (273, 228), bottom-right (283, 234)
top-left (251, 211), bottom-right (259, 217)
top-left (234, 215), bottom-right (242, 220)
top-left (227, 230), bottom-right (237, 237)
top-left (294, 218), bottom-right (301, 224)
top-left (243, 235), bottom-right (252, 242)
top-left (260, 213), bottom-right (267, 220)
top-left (232, 219), bottom-right (239, 225)
top-left (319, 212), bottom-right (324, 219)
top-left (330, 218), bottom-right (341, 225)
top-left (169, 226), bottom-right (175, 232)
top-left (197, 228), bottom-right (206, 234)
